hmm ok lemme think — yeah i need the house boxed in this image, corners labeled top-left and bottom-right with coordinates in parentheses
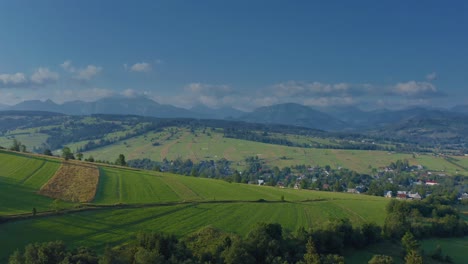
top-left (347, 188), bottom-right (359, 194)
top-left (407, 192), bottom-right (422, 200)
top-left (425, 180), bottom-right (439, 186)
top-left (257, 179), bottom-right (265, 186)
top-left (277, 182), bottom-right (285, 189)
top-left (413, 180), bottom-right (423, 185)
top-left (458, 192), bottom-right (468, 200)
top-left (294, 183), bottom-right (300, 189)
top-left (355, 186), bottom-right (366, 193)
top-left (322, 183), bottom-right (330, 190)
top-left (397, 191), bottom-right (407, 200)
top-left (385, 191), bottom-right (393, 198)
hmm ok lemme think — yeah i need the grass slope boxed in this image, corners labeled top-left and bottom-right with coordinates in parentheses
top-left (80, 128), bottom-right (468, 175)
top-left (0, 151), bottom-right (61, 214)
top-left (93, 166), bottom-right (388, 207)
top-left (0, 199), bottom-right (387, 261)
top-left (0, 151), bottom-right (391, 261)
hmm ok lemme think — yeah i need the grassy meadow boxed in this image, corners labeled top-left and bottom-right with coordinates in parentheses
top-left (2, 125), bottom-right (467, 175)
top-left (0, 150), bottom-right (61, 214)
top-left (0, 199), bottom-right (388, 261)
top-left (79, 128), bottom-right (468, 175)
top-left (0, 150), bottom-right (392, 261)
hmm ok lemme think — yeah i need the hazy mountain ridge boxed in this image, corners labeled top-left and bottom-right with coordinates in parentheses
top-left (238, 103), bottom-right (349, 131)
top-left (4, 98), bottom-right (468, 132)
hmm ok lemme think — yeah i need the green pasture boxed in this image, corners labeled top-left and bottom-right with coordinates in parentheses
top-left (80, 128), bottom-right (468, 175)
top-left (0, 133), bottom-right (49, 151)
top-left (421, 237), bottom-right (468, 264)
top-left (0, 151), bottom-right (61, 214)
top-left (0, 198), bottom-right (387, 261)
top-left (93, 166), bottom-right (388, 205)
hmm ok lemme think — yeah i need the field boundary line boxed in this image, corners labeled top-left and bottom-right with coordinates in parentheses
top-left (329, 200), bottom-right (366, 222)
top-left (18, 159), bottom-right (46, 184)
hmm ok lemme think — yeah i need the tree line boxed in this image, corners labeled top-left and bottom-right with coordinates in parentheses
top-left (8, 218), bottom-right (457, 264)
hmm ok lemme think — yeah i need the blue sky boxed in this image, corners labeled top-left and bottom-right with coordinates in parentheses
top-left (0, 0), bottom-right (467, 110)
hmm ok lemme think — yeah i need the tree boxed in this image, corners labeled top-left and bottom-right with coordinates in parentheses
top-left (61, 147), bottom-right (74, 161)
top-left (9, 139), bottom-right (21, 151)
top-left (43, 149), bottom-right (53, 156)
top-left (321, 254), bottom-right (344, 264)
top-left (404, 250), bottom-right (423, 264)
top-left (401, 232), bottom-right (420, 253)
top-left (32, 207), bottom-right (37, 216)
top-left (368, 255), bottom-right (394, 264)
top-left (86, 156), bottom-right (95, 162)
top-left (8, 250), bottom-right (23, 264)
top-left (303, 238), bottom-right (321, 264)
top-left (115, 154), bottom-right (127, 166)
top-left (19, 144), bottom-right (26, 152)
top-left (384, 212), bottom-right (410, 239)
top-left (76, 153), bottom-right (83, 161)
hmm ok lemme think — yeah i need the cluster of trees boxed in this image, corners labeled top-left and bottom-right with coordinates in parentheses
top-left (384, 199), bottom-right (468, 240)
top-left (127, 158), bottom-right (232, 178)
top-left (9, 220), bottom-right (456, 264)
top-left (9, 139), bottom-right (27, 152)
top-left (8, 221), bottom-right (387, 264)
top-left (75, 125), bottom-right (162, 153)
top-left (223, 128), bottom-right (392, 151)
top-left (40, 121), bottom-right (124, 151)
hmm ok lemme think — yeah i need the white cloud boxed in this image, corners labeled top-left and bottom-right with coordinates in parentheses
top-left (127, 62), bottom-right (152, 72)
top-left (61, 61), bottom-right (102, 81)
top-left (60, 60), bottom-right (75, 72)
top-left (0, 68), bottom-right (58, 88)
top-left (75, 65), bottom-right (102, 80)
top-left (121, 88), bottom-right (149, 98)
top-left (426, 72), bottom-right (437, 81)
top-left (0, 72), bottom-right (28, 87)
top-left (392, 81), bottom-right (437, 96)
top-left (302, 96), bottom-right (355, 107)
top-left (30, 68), bottom-right (59, 84)
top-left (272, 81), bottom-right (352, 97)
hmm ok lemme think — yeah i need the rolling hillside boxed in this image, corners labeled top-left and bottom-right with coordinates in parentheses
top-left (0, 150), bottom-right (390, 261)
top-left (0, 151), bottom-right (61, 214)
top-left (79, 128), bottom-right (468, 175)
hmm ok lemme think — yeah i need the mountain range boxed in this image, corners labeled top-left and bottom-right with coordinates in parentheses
top-left (2, 97), bottom-right (468, 132)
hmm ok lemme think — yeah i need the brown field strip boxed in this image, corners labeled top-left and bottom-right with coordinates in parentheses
top-left (39, 162), bottom-right (100, 202)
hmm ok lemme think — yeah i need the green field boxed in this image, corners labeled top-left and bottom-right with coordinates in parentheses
top-left (0, 150), bottom-right (391, 261)
top-left (0, 151), bottom-right (61, 214)
top-left (2, 125), bottom-right (467, 175)
top-left (0, 199), bottom-right (389, 261)
top-left (421, 237), bottom-right (468, 263)
top-left (0, 133), bottom-right (49, 151)
top-left (1, 150), bottom-right (466, 263)
top-left (79, 128), bottom-right (468, 175)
